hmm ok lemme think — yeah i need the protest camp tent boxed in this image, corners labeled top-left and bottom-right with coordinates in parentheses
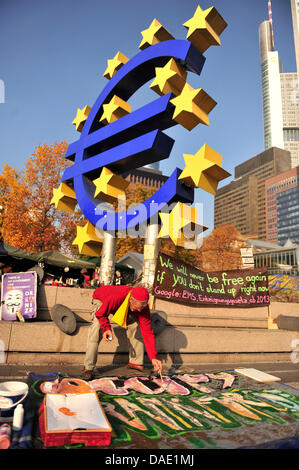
top-left (0, 241), bottom-right (39, 269)
top-left (0, 243), bottom-right (134, 281)
top-left (117, 252), bottom-right (143, 281)
top-left (35, 250), bottom-right (97, 270)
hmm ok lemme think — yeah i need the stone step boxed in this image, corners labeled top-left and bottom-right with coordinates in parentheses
top-left (3, 351), bottom-right (294, 366)
top-left (37, 308), bottom-right (268, 328)
top-left (1, 321), bottom-right (298, 365)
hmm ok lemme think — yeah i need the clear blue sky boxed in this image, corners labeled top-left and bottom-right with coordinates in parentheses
top-left (0, 0), bottom-right (295, 233)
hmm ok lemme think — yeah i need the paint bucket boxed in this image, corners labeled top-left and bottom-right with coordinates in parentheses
top-left (0, 381), bottom-right (28, 422)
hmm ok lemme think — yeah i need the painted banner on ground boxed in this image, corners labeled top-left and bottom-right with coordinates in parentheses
top-left (0, 271), bottom-right (37, 320)
top-left (268, 274), bottom-right (299, 292)
top-left (34, 373), bottom-right (299, 448)
top-left (153, 252), bottom-right (269, 307)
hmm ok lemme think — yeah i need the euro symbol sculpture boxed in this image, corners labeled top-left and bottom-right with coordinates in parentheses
top-left (52, 5), bottom-right (230, 257)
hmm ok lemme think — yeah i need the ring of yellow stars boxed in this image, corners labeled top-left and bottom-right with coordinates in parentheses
top-left (150, 58), bottom-right (187, 97)
top-left (93, 167), bottom-right (130, 204)
top-left (72, 105), bottom-right (91, 132)
top-left (103, 51), bottom-right (129, 80)
top-left (50, 183), bottom-right (77, 213)
top-left (183, 5), bottom-right (227, 54)
top-left (99, 95), bottom-right (131, 125)
top-left (72, 221), bottom-right (104, 256)
top-left (158, 202), bottom-right (208, 248)
top-left (139, 18), bottom-right (174, 50)
top-left (170, 83), bottom-right (216, 131)
top-left (178, 144), bottom-right (231, 195)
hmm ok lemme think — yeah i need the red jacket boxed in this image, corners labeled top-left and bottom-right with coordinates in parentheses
top-left (93, 285), bottom-right (157, 361)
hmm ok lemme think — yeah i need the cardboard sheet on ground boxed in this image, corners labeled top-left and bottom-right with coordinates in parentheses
top-left (39, 392), bottom-right (112, 447)
top-left (46, 393), bottom-right (110, 431)
top-left (235, 368), bottom-right (281, 383)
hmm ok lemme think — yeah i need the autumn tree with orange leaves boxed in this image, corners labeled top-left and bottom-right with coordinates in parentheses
top-left (201, 223), bottom-right (246, 271)
top-left (0, 164), bottom-right (27, 246)
top-left (115, 183), bottom-right (155, 259)
top-left (0, 141), bottom-right (82, 253)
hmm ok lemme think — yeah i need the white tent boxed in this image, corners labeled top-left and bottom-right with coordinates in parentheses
top-left (116, 252), bottom-right (143, 281)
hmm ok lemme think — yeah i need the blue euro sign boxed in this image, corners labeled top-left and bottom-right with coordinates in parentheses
top-left (61, 40), bottom-right (206, 230)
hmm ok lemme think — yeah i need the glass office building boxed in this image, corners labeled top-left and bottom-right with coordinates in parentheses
top-left (265, 166), bottom-right (299, 242)
top-left (277, 185), bottom-right (299, 244)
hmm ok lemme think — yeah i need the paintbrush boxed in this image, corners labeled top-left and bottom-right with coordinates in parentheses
top-left (17, 310), bottom-right (25, 322)
top-left (159, 370), bottom-right (164, 385)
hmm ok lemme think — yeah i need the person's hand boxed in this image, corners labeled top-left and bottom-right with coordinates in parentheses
top-left (152, 358), bottom-right (162, 374)
top-left (103, 330), bottom-right (113, 342)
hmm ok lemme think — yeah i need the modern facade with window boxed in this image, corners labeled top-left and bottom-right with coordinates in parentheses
top-left (214, 147), bottom-right (291, 240)
top-left (265, 166), bottom-right (299, 243)
top-left (277, 185), bottom-right (299, 245)
top-left (124, 166), bottom-right (168, 189)
top-left (281, 73), bottom-right (299, 168)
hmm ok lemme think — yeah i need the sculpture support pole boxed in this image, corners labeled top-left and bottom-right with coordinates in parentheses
top-left (142, 223), bottom-right (161, 290)
top-left (99, 231), bottom-right (116, 285)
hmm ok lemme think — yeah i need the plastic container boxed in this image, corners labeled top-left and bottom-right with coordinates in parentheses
top-left (13, 404), bottom-right (24, 431)
top-left (0, 423), bottom-right (11, 449)
top-left (0, 381), bottom-right (28, 421)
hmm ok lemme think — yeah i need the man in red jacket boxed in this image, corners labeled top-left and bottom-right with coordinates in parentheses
top-left (81, 285), bottom-right (162, 380)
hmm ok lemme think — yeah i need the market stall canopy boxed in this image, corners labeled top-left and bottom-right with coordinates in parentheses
top-left (0, 241), bottom-right (39, 264)
top-left (35, 250), bottom-right (97, 270)
top-left (0, 242), bottom-right (134, 273)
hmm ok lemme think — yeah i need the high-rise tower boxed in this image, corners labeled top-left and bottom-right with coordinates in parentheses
top-left (284, 0), bottom-right (299, 168)
top-left (290, 0), bottom-right (299, 72)
top-left (259, 3), bottom-right (284, 151)
top-left (259, 0), bottom-right (299, 168)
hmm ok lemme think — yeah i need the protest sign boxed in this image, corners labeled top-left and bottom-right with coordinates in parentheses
top-left (153, 252), bottom-right (270, 307)
top-left (0, 271), bottom-right (37, 320)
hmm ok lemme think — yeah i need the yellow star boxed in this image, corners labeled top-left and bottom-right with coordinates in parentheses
top-left (50, 183), bottom-right (77, 213)
top-left (158, 202), bottom-right (208, 248)
top-left (178, 144), bottom-right (231, 195)
top-left (103, 51), bottom-right (129, 80)
top-left (99, 95), bottom-right (131, 125)
top-left (139, 18), bottom-right (174, 50)
top-left (150, 58), bottom-right (187, 96)
top-left (170, 83), bottom-right (217, 130)
top-left (72, 105), bottom-right (91, 132)
top-left (93, 167), bottom-right (130, 204)
top-left (183, 5), bottom-right (227, 54)
top-left (72, 222), bottom-right (104, 256)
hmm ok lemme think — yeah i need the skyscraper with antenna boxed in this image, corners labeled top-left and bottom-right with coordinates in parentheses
top-left (267, 0), bottom-right (275, 50)
top-left (259, 0), bottom-right (299, 167)
top-left (259, 0), bottom-right (284, 151)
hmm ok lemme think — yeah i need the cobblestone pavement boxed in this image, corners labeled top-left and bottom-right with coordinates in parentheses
top-left (1, 360), bottom-right (298, 387)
